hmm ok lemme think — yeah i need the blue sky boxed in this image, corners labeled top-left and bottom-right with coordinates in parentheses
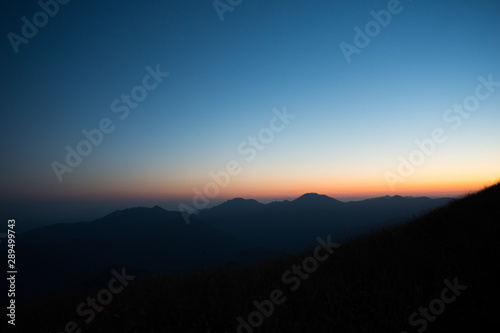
top-left (1, 0), bottom-right (499, 225)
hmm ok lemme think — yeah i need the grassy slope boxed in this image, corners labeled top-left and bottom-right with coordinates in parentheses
top-left (18, 182), bottom-right (500, 332)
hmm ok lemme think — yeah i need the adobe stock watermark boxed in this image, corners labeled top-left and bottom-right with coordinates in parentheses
top-left (384, 74), bottom-right (499, 191)
top-left (213, 0), bottom-right (243, 22)
top-left (51, 64), bottom-right (169, 182)
top-left (339, 0), bottom-right (411, 64)
top-left (51, 267), bottom-right (135, 333)
top-left (400, 277), bottom-right (467, 333)
top-left (230, 234), bottom-right (340, 333)
top-left (7, 0), bottom-right (71, 54)
top-left (178, 106), bottom-right (296, 224)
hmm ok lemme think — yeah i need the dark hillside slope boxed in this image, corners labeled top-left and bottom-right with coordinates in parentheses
top-left (13, 207), bottom-right (249, 302)
top-left (17, 182), bottom-right (500, 332)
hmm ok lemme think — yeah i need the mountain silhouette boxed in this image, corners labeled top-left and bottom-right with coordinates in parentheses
top-left (16, 208), bottom-right (248, 301)
top-left (15, 183), bottom-right (500, 332)
top-left (15, 193), bottom-right (452, 302)
top-left (196, 193), bottom-right (452, 252)
top-left (292, 192), bottom-right (343, 206)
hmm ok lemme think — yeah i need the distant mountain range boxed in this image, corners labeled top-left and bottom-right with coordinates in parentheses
top-left (14, 193), bottom-right (452, 302)
top-left (16, 207), bottom-right (249, 301)
top-left (196, 193), bottom-right (453, 252)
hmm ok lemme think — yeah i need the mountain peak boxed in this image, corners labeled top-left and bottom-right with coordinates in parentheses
top-left (291, 193), bottom-right (343, 208)
top-left (99, 205), bottom-right (180, 225)
top-left (214, 198), bottom-right (263, 211)
top-left (227, 197), bottom-right (257, 203)
top-left (294, 193), bottom-right (336, 202)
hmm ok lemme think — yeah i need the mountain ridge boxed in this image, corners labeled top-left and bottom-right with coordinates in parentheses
top-left (16, 182), bottom-right (500, 332)
top-left (15, 192), bottom-right (454, 303)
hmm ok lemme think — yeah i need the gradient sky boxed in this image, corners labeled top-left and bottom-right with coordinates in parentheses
top-left (1, 0), bottom-right (499, 224)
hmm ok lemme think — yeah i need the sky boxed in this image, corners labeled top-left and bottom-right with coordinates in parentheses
top-left (1, 0), bottom-right (499, 226)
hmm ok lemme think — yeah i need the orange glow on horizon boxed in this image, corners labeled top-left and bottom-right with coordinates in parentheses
top-left (17, 174), bottom-right (499, 204)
